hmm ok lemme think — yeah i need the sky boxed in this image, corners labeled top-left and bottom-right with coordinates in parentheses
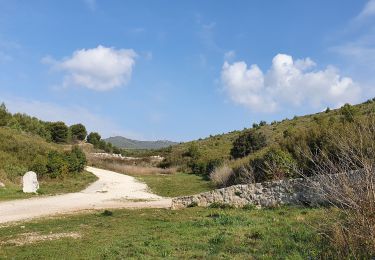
top-left (0, 0), bottom-right (374, 141)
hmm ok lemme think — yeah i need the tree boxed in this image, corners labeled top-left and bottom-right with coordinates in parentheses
top-left (0, 102), bottom-right (10, 126)
top-left (230, 130), bottom-right (267, 159)
top-left (87, 132), bottom-right (101, 146)
top-left (48, 121), bottom-right (68, 143)
top-left (69, 123), bottom-right (87, 141)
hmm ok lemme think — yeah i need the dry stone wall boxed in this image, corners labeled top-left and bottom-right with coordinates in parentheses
top-left (172, 177), bottom-right (325, 209)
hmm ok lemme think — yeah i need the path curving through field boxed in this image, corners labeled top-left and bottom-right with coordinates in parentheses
top-left (0, 167), bottom-right (171, 224)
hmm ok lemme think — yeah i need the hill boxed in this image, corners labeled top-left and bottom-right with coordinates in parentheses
top-left (158, 99), bottom-right (375, 180)
top-left (105, 136), bottom-right (178, 150)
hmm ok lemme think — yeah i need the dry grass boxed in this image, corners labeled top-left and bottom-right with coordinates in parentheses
top-left (87, 156), bottom-right (177, 176)
top-left (302, 117), bottom-right (375, 258)
top-left (209, 164), bottom-right (233, 188)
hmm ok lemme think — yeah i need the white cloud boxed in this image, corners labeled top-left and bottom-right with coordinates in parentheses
top-left (44, 45), bottom-right (137, 91)
top-left (1, 96), bottom-right (143, 139)
top-left (357, 0), bottom-right (375, 20)
top-left (221, 53), bottom-right (361, 112)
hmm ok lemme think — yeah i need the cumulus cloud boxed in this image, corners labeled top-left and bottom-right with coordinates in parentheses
top-left (221, 54), bottom-right (361, 112)
top-left (44, 45), bottom-right (137, 91)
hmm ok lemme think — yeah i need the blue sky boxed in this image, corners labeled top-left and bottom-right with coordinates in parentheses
top-left (0, 0), bottom-right (374, 141)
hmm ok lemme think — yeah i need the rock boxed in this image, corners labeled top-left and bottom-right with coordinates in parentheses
top-left (22, 171), bottom-right (39, 193)
top-left (0, 181), bottom-right (5, 188)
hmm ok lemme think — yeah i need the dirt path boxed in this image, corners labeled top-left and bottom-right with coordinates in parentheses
top-left (0, 167), bottom-right (171, 224)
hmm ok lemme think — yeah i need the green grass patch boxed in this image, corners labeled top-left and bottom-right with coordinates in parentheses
top-left (0, 171), bottom-right (97, 201)
top-left (134, 173), bottom-right (214, 197)
top-left (0, 206), bottom-right (326, 259)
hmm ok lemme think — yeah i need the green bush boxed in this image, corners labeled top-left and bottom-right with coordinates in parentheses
top-left (251, 148), bottom-right (297, 182)
top-left (30, 155), bottom-right (48, 177)
top-left (46, 151), bottom-right (69, 178)
top-left (45, 147), bottom-right (87, 178)
top-left (230, 130), bottom-right (267, 159)
top-left (340, 103), bottom-right (357, 123)
top-left (4, 164), bottom-right (27, 182)
top-left (66, 146), bottom-right (87, 173)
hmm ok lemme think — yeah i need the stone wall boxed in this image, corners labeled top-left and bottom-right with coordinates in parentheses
top-left (172, 177), bottom-right (325, 209)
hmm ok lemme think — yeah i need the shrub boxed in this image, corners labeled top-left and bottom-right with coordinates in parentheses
top-left (4, 164), bottom-right (27, 182)
top-left (66, 146), bottom-right (86, 173)
top-left (46, 151), bottom-right (69, 178)
top-left (230, 130), bottom-right (267, 159)
top-left (252, 148), bottom-right (297, 182)
top-left (340, 103), bottom-right (357, 123)
top-left (48, 121), bottom-right (69, 143)
top-left (228, 165), bottom-right (255, 185)
top-left (206, 159), bottom-right (223, 175)
top-left (69, 123), bottom-right (87, 141)
top-left (30, 155), bottom-right (48, 177)
top-left (210, 164), bottom-right (233, 187)
top-left (189, 161), bottom-right (207, 175)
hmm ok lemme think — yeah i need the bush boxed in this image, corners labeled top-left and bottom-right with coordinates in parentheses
top-left (251, 148), bottom-right (297, 182)
top-left (4, 164), bottom-right (27, 182)
top-left (340, 103), bottom-right (357, 123)
top-left (206, 159), bottom-right (223, 175)
top-left (48, 121), bottom-right (68, 143)
top-left (30, 155), bottom-right (48, 177)
top-left (230, 130), bottom-right (267, 159)
top-left (66, 146), bottom-right (86, 173)
top-left (228, 165), bottom-right (255, 185)
top-left (189, 161), bottom-right (207, 175)
top-left (46, 151), bottom-right (69, 178)
top-left (69, 123), bottom-right (87, 141)
top-left (210, 164), bottom-right (233, 187)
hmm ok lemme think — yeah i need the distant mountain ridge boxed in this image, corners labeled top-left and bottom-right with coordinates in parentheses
top-left (104, 136), bottom-right (178, 150)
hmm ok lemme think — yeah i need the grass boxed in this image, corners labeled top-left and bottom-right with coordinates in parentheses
top-left (134, 173), bottom-right (214, 197)
top-left (0, 171), bottom-right (97, 201)
top-left (0, 206), bottom-right (327, 259)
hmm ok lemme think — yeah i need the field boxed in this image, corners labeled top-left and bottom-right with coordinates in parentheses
top-left (133, 173), bottom-right (213, 197)
top-left (0, 206), bottom-right (328, 259)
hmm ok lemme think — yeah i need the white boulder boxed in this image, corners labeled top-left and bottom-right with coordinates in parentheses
top-left (22, 171), bottom-right (39, 193)
top-left (0, 181), bottom-right (4, 188)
